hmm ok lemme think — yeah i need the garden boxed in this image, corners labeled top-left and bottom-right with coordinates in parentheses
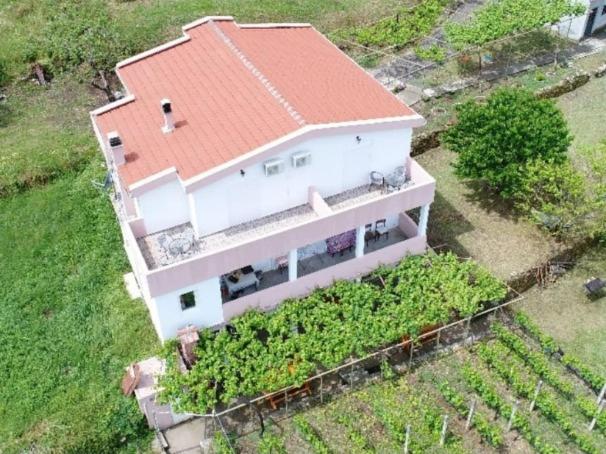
top-left (220, 313), bottom-right (606, 453)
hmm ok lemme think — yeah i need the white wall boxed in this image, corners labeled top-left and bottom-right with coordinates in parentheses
top-left (591, 0), bottom-right (606, 32)
top-left (136, 179), bottom-right (190, 235)
top-left (191, 127), bottom-right (412, 236)
top-left (149, 277), bottom-right (224, 342)
top-left (555, 0), bottom-right (606, 40)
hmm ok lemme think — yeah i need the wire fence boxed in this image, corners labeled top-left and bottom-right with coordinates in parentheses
top-left (171, 292), bottom-right (524, 445)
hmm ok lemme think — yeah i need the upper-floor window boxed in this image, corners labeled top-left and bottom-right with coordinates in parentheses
top-left (263, 158), bottom-right (285, 177)
top-left (291, 151), bottom-right (311, 168)
top-left (180, 291), bottom-right (196, 310)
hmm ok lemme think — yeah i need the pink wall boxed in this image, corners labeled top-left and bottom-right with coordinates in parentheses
top-left (222, 234), bottom-right (427, 319)
top-left (145, 161), bottom-right (434, 297)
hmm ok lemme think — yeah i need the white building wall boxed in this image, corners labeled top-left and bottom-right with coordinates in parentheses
top-left (555, 0), bottom-right (606, 40)
top-left (136, 179), bottom-right (190, 235)
top-left (191, 127), bottom-right (412, 236)
top-left (592, 0), bottom-right (606, 31)
top-left (148, 277), bottom-right (224, 342)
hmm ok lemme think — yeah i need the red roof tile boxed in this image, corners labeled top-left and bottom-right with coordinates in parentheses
top-left (94, 18), bottom-right (416, 187)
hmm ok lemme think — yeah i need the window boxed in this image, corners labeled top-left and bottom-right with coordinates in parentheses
top-left (263, 159), bottom-right (285, 176)
top-left (180, 291), bottom-right (196, 310)
top-left (291, 151), bottom-right (311, 168)
top-left (602, 5), bottom-right (606, 15)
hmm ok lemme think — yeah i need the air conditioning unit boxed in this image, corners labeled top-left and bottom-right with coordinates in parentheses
top-left (291, 151), bottom-right (311, 168)
top-left (263, 159), bottom-right (285, 176)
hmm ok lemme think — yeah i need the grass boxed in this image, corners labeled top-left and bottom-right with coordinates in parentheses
top-left (0, 162), bottom-right (159, 453)
top-left (415, 146), bottom-right (560, 280)
top-left (0, 75), bottom-right (99, 196)
top-left (515, 247), bottom-right (606, 378)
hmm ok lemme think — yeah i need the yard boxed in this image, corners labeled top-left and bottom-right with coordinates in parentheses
top-left (227, 319), bottom-right (606, 453)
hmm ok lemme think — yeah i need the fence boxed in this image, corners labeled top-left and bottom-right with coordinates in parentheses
top-left (173, 292), bottom-right (523, 446)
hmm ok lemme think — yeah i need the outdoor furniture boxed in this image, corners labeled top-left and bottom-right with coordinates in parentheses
top-left (364, 223), bottom-right (376, 245)
top-left (276, 255), bottom-right (288, 274)
top-left (584, 277), bottom-right (605, 295)
top-left (369, 171), bottom-right (385, 192)
top-left (224, 268), bottom-right (260, 298)
top-left (375, 219), bottom-right (389, 241)
top-left (385, 166), bottom-right (407, 191)
top-left (326, 230), bottom-right (356, 256)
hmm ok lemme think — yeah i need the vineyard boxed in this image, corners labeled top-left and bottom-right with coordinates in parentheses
top-left (214, 312), bottom-right (606, 453)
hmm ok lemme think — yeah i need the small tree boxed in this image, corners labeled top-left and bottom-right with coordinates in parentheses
top-left (442, 88), bottom-right (572, 198)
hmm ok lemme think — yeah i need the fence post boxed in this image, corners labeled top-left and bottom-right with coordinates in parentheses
top-left (466, 399), bottom-right (476, 430)
top-left (589, 400), bottom-right (605, 432)
top-left (597, 383), bottom-right (606, 405)
top-left (436, 328), bottom-right (441, 348)
top-left (529, 380), bottom-right (543, 412)
top-left (404, 424), bottom-right (411, 454)
top-left (507, 400), bottom-right (519, 431)
top-left (320, 375), bottom-right (324, 404)
top-left (465, 317), bottom-right (472, 343)
top-left (408, 340), bottom-right (414, 369)
top-left (284, 390), bottom-right (288, 413)
top-left (440, 415), bottom-right (449, 446)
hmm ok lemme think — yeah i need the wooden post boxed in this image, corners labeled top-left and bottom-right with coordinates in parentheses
top-left (440, 415), bottom-right (448, 446)
top-left (529, 380), bottom-right (543, 412)
top-left (589, 400), bottom-right (605, 432)
top-left (465, 317), bottom-right (472, 343)
top-left (404, 424), bottom-right (411, 454)
top-left (408, 341), bottom-right (415, 369)
top-left (466, 399), bottom-right (476, 430)
top-left (284, 390), bottom-right (288, 413)
top-left (507, 400), bottom-right (519, 431)
top-left (436, 328), bottom-right (441, 348)
top-left (596, 383), bottom-right (606, 405)
top-left (320, 375), bottom-right (324, 404)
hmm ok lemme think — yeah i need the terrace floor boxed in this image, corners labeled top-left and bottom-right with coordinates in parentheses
top-left (221, 226), bottom-right (409, 303)
top-left (138, 204), bottom-right (317, 269)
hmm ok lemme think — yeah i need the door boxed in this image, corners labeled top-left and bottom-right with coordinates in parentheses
top-left (584, 8), bottom-right (598, 38)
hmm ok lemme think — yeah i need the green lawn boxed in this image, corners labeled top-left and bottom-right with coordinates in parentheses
top-left (0, 163), bottom-right (158, 453)
top-left (416, 147), bottom-right (560, 280)
top-left (515, 247), bottom-right (606, 378)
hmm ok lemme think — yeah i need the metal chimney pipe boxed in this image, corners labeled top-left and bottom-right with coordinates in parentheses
top-left (161, 98), bottom-right (175, 133)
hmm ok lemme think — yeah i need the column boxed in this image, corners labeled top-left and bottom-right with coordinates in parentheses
top-left (355, 225), bottom-right (365, 258)
top-left (418, 203), bottom-right (430, 237)
top-left (288, 248), bottom-right (298, 282)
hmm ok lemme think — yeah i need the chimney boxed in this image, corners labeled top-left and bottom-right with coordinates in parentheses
top-left (107, 131), bottom-right (125, 166)
top-left (161, 98), bottom-right (175, 133)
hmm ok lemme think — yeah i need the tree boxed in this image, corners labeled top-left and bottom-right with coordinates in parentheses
top-left (442, 88), bottom-right (572, 198)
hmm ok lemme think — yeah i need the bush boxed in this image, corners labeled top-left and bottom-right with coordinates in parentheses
top-left (513, 159), bottom-right (587, 236)
top-left (442, 88), bottom-right (572, 198)
top-left (0, 59), bottom-right (9, 88)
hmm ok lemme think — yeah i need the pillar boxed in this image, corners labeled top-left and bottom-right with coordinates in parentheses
top-left (355, 225), bottom-right (365, 258)
top-left (418, 203), bottom-right (430, 237)
top-left (288, 248), bottom-right (298, 282)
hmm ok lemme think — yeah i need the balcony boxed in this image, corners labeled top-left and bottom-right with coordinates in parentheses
top-left (136, 159), bottom-right (435, 299)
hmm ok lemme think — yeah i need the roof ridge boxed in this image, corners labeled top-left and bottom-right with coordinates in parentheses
top-left (209, 20), bottom-right (306, 127)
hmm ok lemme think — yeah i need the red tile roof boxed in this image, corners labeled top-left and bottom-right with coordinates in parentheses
top-left (93, 17), bottom-right (416, 187)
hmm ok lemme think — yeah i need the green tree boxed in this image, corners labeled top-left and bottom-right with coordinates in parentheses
top-left (442, 88), bottom-right (572, 198)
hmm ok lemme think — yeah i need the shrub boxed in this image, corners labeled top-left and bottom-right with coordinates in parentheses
top-left (0, 59), bottom-right (9, 88)
top-left (442, 88), bottom-right (572, 198)
top-left (513, 159), bottom-right (588, 235)
top-left (414, 44), bottom-right (447, 63)
top-left (445, 0), bottom-right (585, 49)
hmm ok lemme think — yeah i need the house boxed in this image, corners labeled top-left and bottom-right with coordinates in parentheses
top-left (90, 16), bottom-right (436, 343)
top-left (556, 0), bottom-right (606, 40)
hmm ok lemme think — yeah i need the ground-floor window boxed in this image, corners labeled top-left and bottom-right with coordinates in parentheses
top-left (180, 291), bottom-right (196, 310)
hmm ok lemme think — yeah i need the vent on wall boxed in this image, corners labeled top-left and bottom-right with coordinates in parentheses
top-left (263, 159), bottom-right (285, 177)
top-left (291, 151), bottom-right (311, 168)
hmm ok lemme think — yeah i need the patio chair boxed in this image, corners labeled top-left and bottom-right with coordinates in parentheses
top-left (369, 171), bottom-right (385, 192)
top-left (375, 219), bottom-right (389, 241)
top-left (364, 223), bottom-right (376, 246)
